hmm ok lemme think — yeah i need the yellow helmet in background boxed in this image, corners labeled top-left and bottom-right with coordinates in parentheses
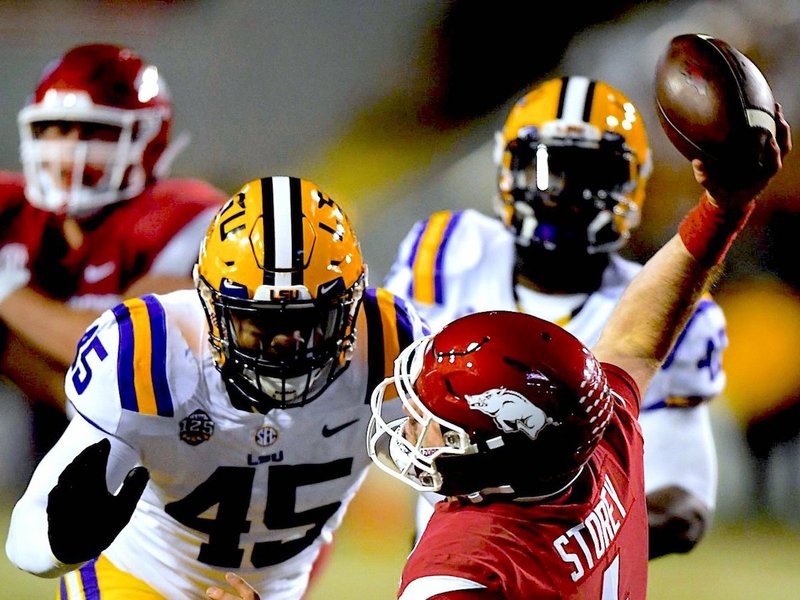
top-left (195, 176), bottom-right (366, 411)
top-left (494, 76), bottom-right (652, 254)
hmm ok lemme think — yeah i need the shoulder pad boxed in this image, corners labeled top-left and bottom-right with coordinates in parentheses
top-left (0, 173), bottom-right (27, 215)
top-left (360, 287), bottom-right (431, 401)
top-left (66, 295), bottom-right (199, 433)
top-left (385, 209), bottom-right (509, 306)
top-left (645, 296), bottom-right (727, 408)
top-left (126, 180), bottom-right (226, 245)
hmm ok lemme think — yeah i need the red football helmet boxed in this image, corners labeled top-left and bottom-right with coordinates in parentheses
top-left (368, 311), bottom-right (613, 501)
top-left (18, 43), bottom-right (173, 216)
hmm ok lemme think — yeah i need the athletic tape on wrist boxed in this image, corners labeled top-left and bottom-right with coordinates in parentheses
top-left (678, 192), bottom-right (755, 267)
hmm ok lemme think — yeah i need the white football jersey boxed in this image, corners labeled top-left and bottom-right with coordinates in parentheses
top-left (9, 288), bottom-right (427, 598)
top-left (385, 209), bottom-right (724, 507)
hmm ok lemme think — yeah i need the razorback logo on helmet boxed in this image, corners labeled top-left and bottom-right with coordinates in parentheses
top-left (465, 386), bottom-right (560, 440)
top-left (368, 311), bottom-right (619, 499)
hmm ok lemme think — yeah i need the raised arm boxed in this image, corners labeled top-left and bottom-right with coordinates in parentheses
top-left (593, 104), bottom-right (791, 394)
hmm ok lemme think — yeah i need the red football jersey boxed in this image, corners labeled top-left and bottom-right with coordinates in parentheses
top-left (0, 172), bottom-right (227, 305)
top-left (398, 363), bottom-right (647, 600)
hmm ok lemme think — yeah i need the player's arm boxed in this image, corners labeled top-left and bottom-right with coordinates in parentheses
top-left (0, 206), bottom-right (211, 368)
top-left (645, 405), bottom-right (714, 557)
top-left (5, 415), bottom-right (145, 577)
top-left (0, 328), bottom-right (71, 409)
top-left (647, 483), bottom-right (710, 558)
top-left (592, 234), bottom-right (719, 393)
top-left (0, 289), bottom-right (114, 367)
top-left (0, 273), bottom-right (192, 370)
top-left (592, 104), bottom-right (790, 394)
top-left (643, 303), bottom-right (724, 557)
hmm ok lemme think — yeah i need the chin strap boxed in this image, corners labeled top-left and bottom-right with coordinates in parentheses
top-left (222, 375), bottom-right (275, 414)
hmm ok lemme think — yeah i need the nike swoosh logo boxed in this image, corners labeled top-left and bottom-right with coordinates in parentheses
top-left (318, 280), bottom-right (340, 296)
top-left (83, 261), bottom-right (116, 284)
top-left (322, 418), bottom-right (359, 437)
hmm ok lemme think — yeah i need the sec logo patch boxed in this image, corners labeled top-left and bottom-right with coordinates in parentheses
top-left (255, 425), bottom-right (279, 447)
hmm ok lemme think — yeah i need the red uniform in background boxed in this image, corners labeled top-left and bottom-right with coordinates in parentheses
top-left (398, 365), bottom-right (647, 600)
top-left (0, 173), bottom-right (223, 307)
top-left (0, 44), bottom-right (228, 460)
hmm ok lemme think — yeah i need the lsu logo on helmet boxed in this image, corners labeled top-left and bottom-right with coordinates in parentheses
top-left (195, 176), bottom-right (366, 411)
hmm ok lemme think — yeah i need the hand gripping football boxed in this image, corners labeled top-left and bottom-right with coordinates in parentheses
top-left (655, 33), bottom-right (776, 184)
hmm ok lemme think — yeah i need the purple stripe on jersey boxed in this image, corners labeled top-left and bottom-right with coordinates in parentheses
top-left (79, 557), bottom-right (100, 599)
top-left (362, 289), bottom-right (385, 405)
top-left (662, 298), bottom-right (713, 369)
top-left (405, 221), bottom-right (427, 298)
top-left (433, 211), bottom-right (463, 305)
top-left (59, 576), bottom-right (66, 599)
top-left (143, 295), bottom-right (174, 417)
top-left (394, 295), bottom-right (415, 352)
top-left (641, 399), bottom-right (668, 412)
top-left (112, 303), bottom-right (138, 412)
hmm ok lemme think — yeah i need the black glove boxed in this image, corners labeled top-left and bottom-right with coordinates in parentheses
top-left (47, 438), bottom-right (149, 565)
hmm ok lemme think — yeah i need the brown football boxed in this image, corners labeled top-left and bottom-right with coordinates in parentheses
top-left (655, 33), bottom-right (776, 182)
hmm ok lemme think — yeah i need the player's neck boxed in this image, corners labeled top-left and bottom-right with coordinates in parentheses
top-left (514, 245), bottom-right (610, 294)
top-left (61, 205), bottom-right (116, 249)
top-left (62, 218), bottom-right (84, 250)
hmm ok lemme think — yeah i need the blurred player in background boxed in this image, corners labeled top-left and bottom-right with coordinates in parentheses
top-left (385, 76), bottom-right (725, 558)
top-left (367, 107), bottom-right (790, 598)
top-left (0, 43), bottom-right (228, 459)
top-left (6, 176), bottom-right (429, 599)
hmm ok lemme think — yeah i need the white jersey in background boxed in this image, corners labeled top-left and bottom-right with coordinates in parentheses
top-left (384, 209), bottom-right (724, 532)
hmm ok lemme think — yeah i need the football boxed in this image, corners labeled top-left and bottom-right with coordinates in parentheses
top-left (654, 33), bottom-right (776, 182)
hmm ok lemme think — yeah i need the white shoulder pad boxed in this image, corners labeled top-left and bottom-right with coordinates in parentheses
top-left (383, 209), bottom-right (508, 306)
top-left (643, 297), bottom-right (727, 409)
top-left (65, 293), bottom-right (202, 434)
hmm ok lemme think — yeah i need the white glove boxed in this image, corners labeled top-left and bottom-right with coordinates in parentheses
top-left (0, 243), bottom-right (31, 304)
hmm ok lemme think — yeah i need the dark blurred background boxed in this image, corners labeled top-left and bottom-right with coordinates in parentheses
top-left (1, 1), bottom-right (799, 598)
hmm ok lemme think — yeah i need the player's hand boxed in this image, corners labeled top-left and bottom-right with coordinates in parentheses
top-left (47, 438), bottom-right (149, 565)
top-left (693, 103), bottom-right (792, 210)
top-left (207, 572), bottom-right (261, 600)
top-left (0, 244), bottom-right (31, 305)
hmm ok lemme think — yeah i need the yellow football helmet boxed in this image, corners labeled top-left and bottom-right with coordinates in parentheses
top-left (494, 76), bottom-right (652, 254)
top-left (194, 176), bottom-right (367, 411)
